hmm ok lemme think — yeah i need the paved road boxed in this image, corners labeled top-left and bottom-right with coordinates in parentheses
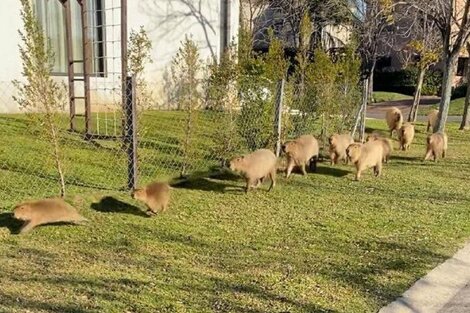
top-left (366, 97), bottom-right (462, 123)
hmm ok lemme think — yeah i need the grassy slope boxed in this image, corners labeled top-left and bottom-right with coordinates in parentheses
top-left (1, 116), bottom-right (470, 312)
top-left (372, 92), bottom-right (412, 103)
top-left (420, 97), bottom-right (465, 116)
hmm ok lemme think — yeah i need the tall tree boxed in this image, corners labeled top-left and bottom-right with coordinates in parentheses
top-left (350, 0), bottom-right (396, 141)
top-left (410, 0), bottom-right (470, 132)
top-left (406, 16), bottom-right (441, 122)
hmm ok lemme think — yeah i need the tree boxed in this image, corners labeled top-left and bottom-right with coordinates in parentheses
top-left (460, 43), bottom-right (470, 130)
top-left (170, 37), bottom-right (202, 176)
top-left (350, 0), bottom-right (397, 141)
top-left (406, 16), bottom-right (441, 122)
top-left (13, 0), bottom-right (67, 197)
top-left (410, 0), bottom-right (470, 132)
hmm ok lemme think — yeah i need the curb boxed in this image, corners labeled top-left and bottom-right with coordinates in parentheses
top-left (379, 241), bottom-right (470, 313)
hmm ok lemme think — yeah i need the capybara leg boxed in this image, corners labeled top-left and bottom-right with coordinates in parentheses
top-left (375, 163), bottom-right (382, 177)
top-left (254, 177), bottom-right (264, 188)
top-left (433, 152), bottom-right (438, 162)
top-left (310, 157), bottom-right (318, 172)
top-left (442, 149), bottom-right (446, 158)
top-left (424, 150), bottom-right (432, 161)
top-left (245, 178), bottom-right (251, 193)
top-left (301, 164), bottom-right (307, 176)
top-left (268, 169), bottom-right (276, 191)
top-left (355, 170), bottom-right (361, 181)
top-left (286, 161), bottom-right (295, 178)
top-left (330, 152), bottom-right (336, 165)
top-left (19, 221), bottom-right (36, 234)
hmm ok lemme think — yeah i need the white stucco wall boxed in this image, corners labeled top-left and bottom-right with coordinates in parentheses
top-left (0, 0), bottom-right (23, 113)
top-left (0, 0), bottom-right (240, 113)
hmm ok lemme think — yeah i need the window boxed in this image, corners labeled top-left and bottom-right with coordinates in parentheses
top-left (34, 0), bottom-right (106, 76)
top-left (457, 57), bottom-right (468, 77)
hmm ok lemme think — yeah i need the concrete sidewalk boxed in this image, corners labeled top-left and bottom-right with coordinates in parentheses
top-left (379, 241), bottom-right (470, 313)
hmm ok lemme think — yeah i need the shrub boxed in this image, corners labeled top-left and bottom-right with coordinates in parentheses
top-left (374, 68), bottom-right (442, 96)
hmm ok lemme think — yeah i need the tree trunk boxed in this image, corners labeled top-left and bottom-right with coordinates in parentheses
top-left (368, 61), bottom-right (376, 103)
top-left (435, 56), bottom-right (458, 133)
top-left (351, 78), bottom-right (368, 139)
top-left (460, 45), bottom-right (470, 130)
top-left (408, 67), bottom-right (426, 122)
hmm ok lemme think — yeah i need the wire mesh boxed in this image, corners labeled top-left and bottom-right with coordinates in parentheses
top-left (0, 0), bottom-right (360, 209)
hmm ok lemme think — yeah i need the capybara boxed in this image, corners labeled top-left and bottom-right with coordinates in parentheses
top-left (132, 181), bottom-right (172, 215)
top-left (329, 133), bottom-right (354, 165)
top-left (282, 135), bottom-right (319, 177)
top-left (366, 133), bottom-right (393, 163)
top-left (385, 107), bottom-right (404, 137)
top-left (424, 132), bottom-right (448, 162)
top-left (427, 109), bottom-right (439, 132)
top-left (398, 122), bottom-right (415, 151)
top-left (346, 141), bottom-right (384, 181)
top-left (229, 149), bottom-right (277, 193)
top-left (13, 198), bottom-right (87, 234)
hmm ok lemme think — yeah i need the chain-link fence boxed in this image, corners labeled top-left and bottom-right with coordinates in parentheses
top-left (0, 1), bottom-right (361, 209)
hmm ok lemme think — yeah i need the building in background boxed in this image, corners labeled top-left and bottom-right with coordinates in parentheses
top-left (0, 0), bottom-right (240, 113)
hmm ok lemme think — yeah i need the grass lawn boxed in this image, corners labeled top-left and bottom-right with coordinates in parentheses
top-left (1, 115), bottom-right (470, 312)
top-left (372, 91), bottom-right (412, 103)
top-left (420, 97), bottom-right (466, 116)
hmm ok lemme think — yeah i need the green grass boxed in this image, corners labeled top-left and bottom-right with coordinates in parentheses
top-left (420, 97), bottom-right (466, 116)
top-left (2, 114), bottom-right (470, 312)
top-left (372, 92), bottom-right (412, 103)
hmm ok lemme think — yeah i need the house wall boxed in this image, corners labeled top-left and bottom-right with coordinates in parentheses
top-left (0, 0), bottom-right (239, 113)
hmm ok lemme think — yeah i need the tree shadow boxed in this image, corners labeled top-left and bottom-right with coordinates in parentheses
top-left (0, 213), bottom-right (23, 234)
top-left (90, 197), bottom-right (149, 217)
top-left (0, 291), bottom-right (91, 313)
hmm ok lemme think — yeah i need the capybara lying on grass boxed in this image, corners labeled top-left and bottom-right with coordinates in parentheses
top-left (399, 122), bottom-right (415, 151)
top-left (230, 149), bottom-right (277, 193)
top-left (385, 107), bottom-right (403, 137)
top-left (424, 132), bottom-right (448, 162)
top-left (132, 181), bottom-right (172, 215)
top-left (329, 133), bottom-right (354, 165)
top-left (346, 141), bottom-right (384, 181)
top-left (13, 198), bottom-right (87, 234)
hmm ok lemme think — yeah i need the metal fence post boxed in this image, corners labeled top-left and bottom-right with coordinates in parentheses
top-left (275, 79), bottom-right (285, 157)
top-left (125, 76), bottom-right (138, 190)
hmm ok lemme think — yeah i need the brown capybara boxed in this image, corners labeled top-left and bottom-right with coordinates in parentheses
top-left (229, 149), bottom-right (277, 193)
top-left (366, 133), bottom-right (393, 163)
top-left (424, 132), bottom-right (448, 162)
top-left (346, 141), bottom-right (384, 181)
top-left (398, 122), bottom-right (415, 151)
top-left (282, 135), bottom-right (319, 177)
top-left (385, 107), bottom-right (404, 137)
top-left (328, 133), bottom-right (354, 165)
top-left (13, 198), bottom-right (87, 234)
top-left (427, 109), bottom-right (439, 132)
top-left (132, 182), bottom-right (172, 215)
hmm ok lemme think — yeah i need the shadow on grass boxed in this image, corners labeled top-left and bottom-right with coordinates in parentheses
top-left (0, 213), bottom-right (22, 234)
top-left (390, 155), bottom-right (423, 163)
top-left (172, 177), bottom-right (235, 193)
top-left (0, 291), bottom-right (90, 313)
top-left (90, 196), bottom-right (148, 217)
top-left (315, 165), bottom-right (350, 177)
top-left (318, 239), bottom-right (448, 305)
